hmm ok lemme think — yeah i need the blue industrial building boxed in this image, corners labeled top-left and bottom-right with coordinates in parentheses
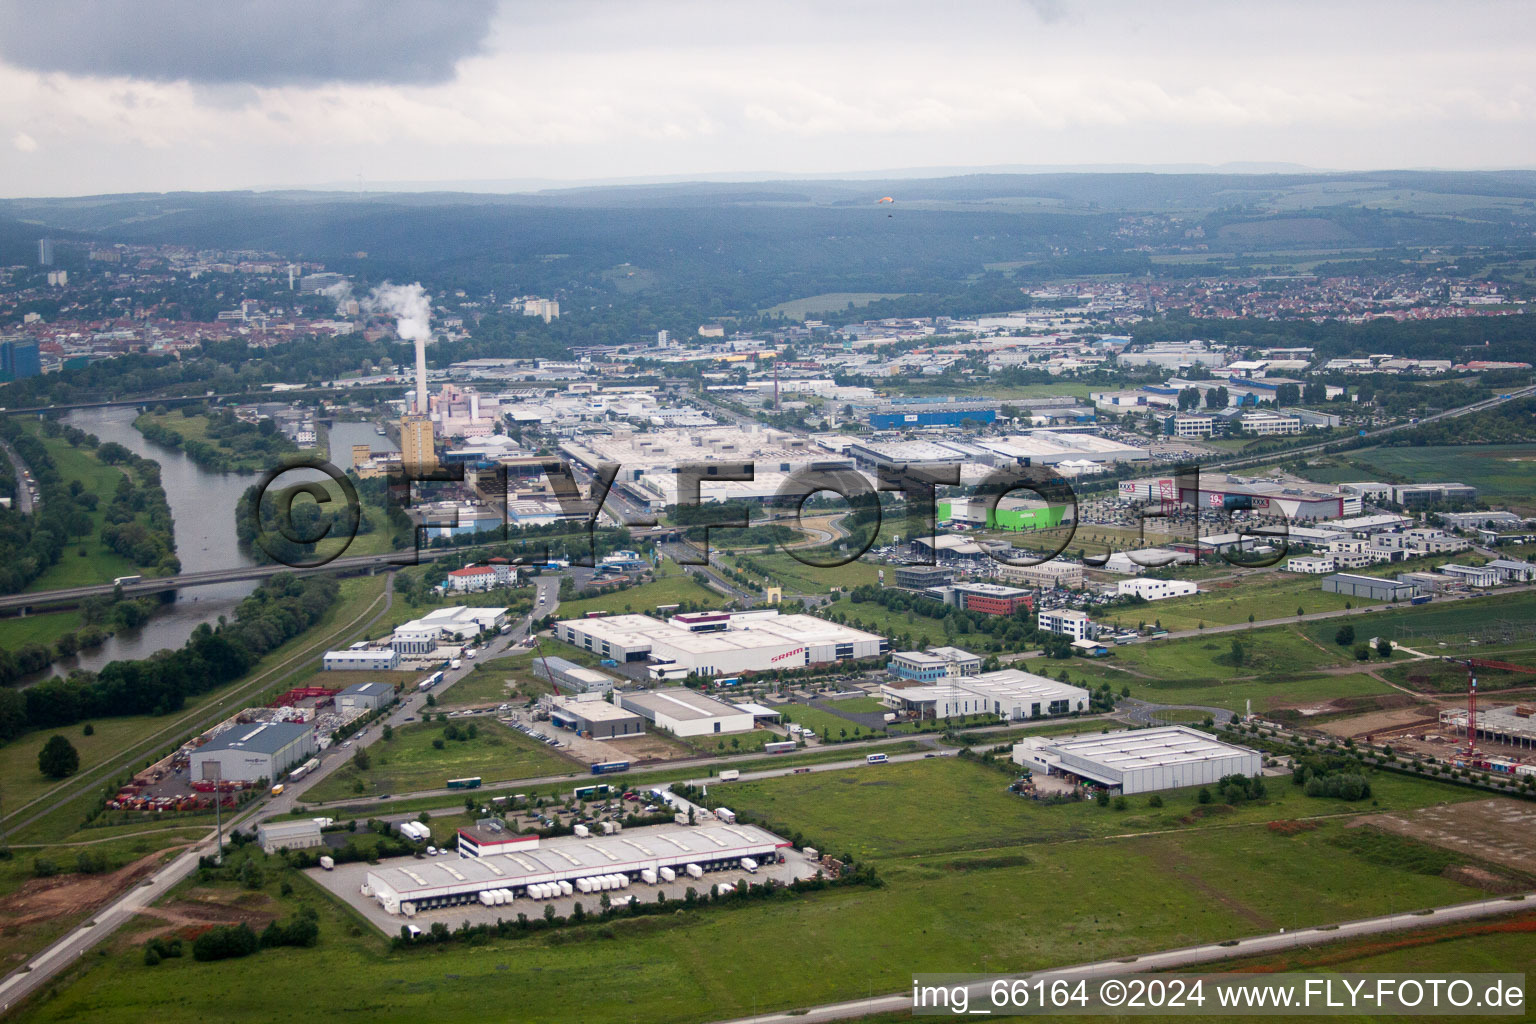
top-left (859, 397), bottom-right (998, 429)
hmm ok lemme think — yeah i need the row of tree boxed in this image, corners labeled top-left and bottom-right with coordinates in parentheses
top-left (0, 574), bottom-right (338, 742)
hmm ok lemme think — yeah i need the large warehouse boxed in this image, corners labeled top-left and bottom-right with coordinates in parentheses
top-left (554, 610), bottom-right (887, 678)
top-left (364, 822), bottom-right (789, 916)
top-left (192, 721), bottom-right (316, 784)
top-left (1118, 474), bottom-right (1344, 521)
top-left (1012, 726), bottom-right (1262, 794)
top-left (881, 668), bottom-right (1090, 721)
top-left (617, 688), bottom-right (756, 736)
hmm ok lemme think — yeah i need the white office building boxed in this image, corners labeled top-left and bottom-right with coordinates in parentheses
top-left (1038, 608), bottom-right (1097, 641)
top-left (1116, 579), bottom-right (1198, 601)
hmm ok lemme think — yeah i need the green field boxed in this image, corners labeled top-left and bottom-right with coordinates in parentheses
top-left (14, 419), bottom-right (155, 590)
top-left (730, 551), bottom-right (882, 594)
top-left (761, 292), bottom-right (905, 319)
top-left (778, 703), bottom-right (884, 739)
top-left (1309, 589), bottom-right (1536, 647)
top-left (13, 759), bottom-right (1500, 1024)
top-left (1114, 572), bottom-right (1373, 631)
top-left (0, 606), bottom-right (84, 656)
top-left (435, 652), bottom-right (554, 707)
top-left (1111, 624), bottom-right (1350, 678)
top-left (554, 571), bottom-right (724, 618)
top-left (303, 718), bottom-right (577, 802)
top-left (1302, 444), bottom-right (1536, 510)
top-left (719, 757), bottom-right (1469, 860)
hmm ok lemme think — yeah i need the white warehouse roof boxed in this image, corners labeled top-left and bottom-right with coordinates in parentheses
top-left (1015, 725), bottom-right (1262, 795)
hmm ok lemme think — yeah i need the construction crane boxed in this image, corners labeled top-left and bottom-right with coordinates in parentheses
top-left (1443, 657), bottom-right (1536, 755)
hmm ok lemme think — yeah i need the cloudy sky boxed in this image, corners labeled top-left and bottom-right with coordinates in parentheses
top-left (1, 0), bottom-right (1532, 197)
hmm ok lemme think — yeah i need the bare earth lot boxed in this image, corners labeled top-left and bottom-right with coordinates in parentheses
top-left (1362, 798), bottom-right (1536, 876)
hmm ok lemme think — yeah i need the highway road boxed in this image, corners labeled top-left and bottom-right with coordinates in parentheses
top-left (704, 892), bottom-right (1536, 1024)
top-left (1208, 383), bottom-right (1536, 471)
top-left (0, 437), bottom-right (36, 516)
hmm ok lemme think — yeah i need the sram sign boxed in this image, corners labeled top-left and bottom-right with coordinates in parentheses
top-left (771, 647), bottom-right (807, 663)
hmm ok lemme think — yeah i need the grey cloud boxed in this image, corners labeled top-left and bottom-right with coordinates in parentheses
top-left (0, 0), bottom-right (498, 85)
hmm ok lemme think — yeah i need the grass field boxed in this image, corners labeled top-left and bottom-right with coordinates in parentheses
top-left (1112, 572), bottom-right (1373, 631)
top-left (1086, 666), bottom-right (1396, 713)
top-left (303, 718), bottom-right (577, 802)
top-left (831, 599), bottom-right (991, 650)
top-left (554, 572), bottom-right (724, 618)
top-left (15, 420), bottom-right (152, 590)
top-left (1112, 624), bottom-right (1352, 678)
top-left (720, 757), bottom-right (1473, 861)
top-left (12, 760), bottom-right (1498, 1024)
top-left (730, 552), bottom-right (882, 594)
top-left (761, 292), bottom-right (905, 319)
top-left (1302, 444), bottom-right (1536, 510)
top-left (1311, 589), bottom-right (1536, 647)
top-left (435, 652), bottom-right (554, 707)
top-left (778, 703), bottom-right (884, 740)
top-left (0, 606), bottom-right (84, 655)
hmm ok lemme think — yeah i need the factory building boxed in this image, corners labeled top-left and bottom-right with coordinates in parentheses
top-left (544, 693), bottom-right (646, 739)
top-left (617, 689), bottom-right (755, 737)
top-left (1116, 579), bottom-right (1199, 601)
top-left (364, 822), bottom-right (790, 916)
top-left (1321, 573), bottom-right (1419, 602)
top-left (1013, 726), bottom-right (1262, 794)
top-left (532, 656), bottom-right (619, 694)
top-left (256, 820), bottom-right (325, 855)
top-left (882, 668), bottom-right (1090, 721)
top-left (887, 646), bottom-right (982, 683)
top-left (337, 682), bottom-right (393, 715)
top-left (323, 648), bottom-right (402, 671)
top-left (391, 606), bottom-right (508, 655)
top-left (192, 722), bottom-right (316, 784)
top-left (554, 610), bottom-right (886, 678)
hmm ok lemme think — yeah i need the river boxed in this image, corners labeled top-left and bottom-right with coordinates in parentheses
top-left (26, 412), bottom-right (389, 678)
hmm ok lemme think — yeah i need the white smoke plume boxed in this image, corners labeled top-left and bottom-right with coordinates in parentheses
top-left (366, 282), bottom-right (433, 344)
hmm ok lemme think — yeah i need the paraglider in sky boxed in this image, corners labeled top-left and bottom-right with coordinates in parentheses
top-left (877, 196), bottom-right (894, 203)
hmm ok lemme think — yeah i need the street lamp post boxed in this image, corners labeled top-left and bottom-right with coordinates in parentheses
top-left (210, 763), bottom-right (224, 866)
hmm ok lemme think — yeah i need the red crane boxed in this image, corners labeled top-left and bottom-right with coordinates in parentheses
top-left (1445, 657), bottom-right (1536, 755)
